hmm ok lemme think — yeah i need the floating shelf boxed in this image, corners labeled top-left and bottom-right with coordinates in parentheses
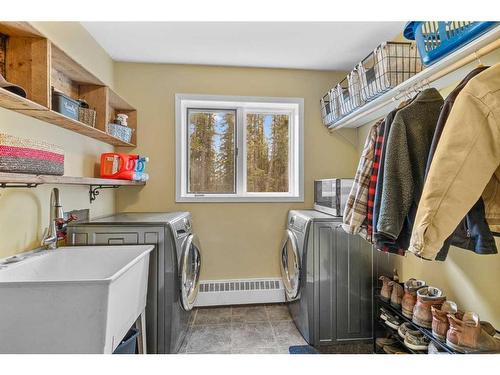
top-left (329, 25), bottom-right (500, 130)
top-left (0, 172), bottom-right (145, 187)
top-left (0, 172), bottom-right (145, 203)
top-left (0, 22), bottom-right (137, 147)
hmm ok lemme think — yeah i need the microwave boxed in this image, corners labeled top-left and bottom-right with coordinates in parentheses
top-left (314, 179), bottom-right (354, 216)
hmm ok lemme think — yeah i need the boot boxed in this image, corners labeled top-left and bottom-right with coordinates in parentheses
top-left (431, 300), bottom-right (457, 340)
top-left (389, 281), bottom-right (404, 309)
top-left (412, 286), bottom-right (446, 328)
top-left (379, 276), bottom-right (393, 302)
top-left (401, 278), bottom-right (426, 318)
top-left (446, 312), bottom-right (500, 353)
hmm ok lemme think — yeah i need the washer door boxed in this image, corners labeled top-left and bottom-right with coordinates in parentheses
top-left (180, 234), bottom-right (202, 311)
top-left (280, 229), bottom-right (301, 301)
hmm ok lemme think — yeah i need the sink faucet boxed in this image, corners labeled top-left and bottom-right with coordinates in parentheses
top-left (41, 188), bottom-right (64, 250)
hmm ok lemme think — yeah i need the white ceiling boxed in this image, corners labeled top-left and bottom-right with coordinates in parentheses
top-left (82, 22), bottom-right (406, 71)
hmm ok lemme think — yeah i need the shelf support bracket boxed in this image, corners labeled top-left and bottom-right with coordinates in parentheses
top-left (89, 185), bottom-right (120, 204)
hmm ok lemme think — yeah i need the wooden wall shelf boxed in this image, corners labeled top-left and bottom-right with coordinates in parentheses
top-left (0, 172), bottom-right (145, 187)
top-left (0, 172), bottom-right (145, 203)
top-left (0, 22), bottom-right (137, 147)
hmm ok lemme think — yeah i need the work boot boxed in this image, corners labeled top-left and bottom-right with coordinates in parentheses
top-left (379, 276), bottom-right (393, 302)
top-left (446, 312), bottom-right (500, 353)
top-left (412, 286), bottom-right (446, 329)
top-left (389, 281), bottom-right (404, 309)
top-left (402, 278), bottom-right (426, 318)
top-left (431, 300), bottom-right (458, 340)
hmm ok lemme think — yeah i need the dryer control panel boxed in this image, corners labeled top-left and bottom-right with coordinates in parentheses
top-left (172, 216), bottom-right (192, 238)
top-left (289, 214), bottom-right (308, 232)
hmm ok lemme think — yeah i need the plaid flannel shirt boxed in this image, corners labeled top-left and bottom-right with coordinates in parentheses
top-left (342, 119), bottom-right (382, 235)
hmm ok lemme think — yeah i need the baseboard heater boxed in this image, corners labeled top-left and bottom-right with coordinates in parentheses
top-left (194, 278), bottom-right (285, 307)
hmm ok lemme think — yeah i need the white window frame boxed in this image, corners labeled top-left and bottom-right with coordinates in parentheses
top-left (175, 94), bottom-right (304, 203)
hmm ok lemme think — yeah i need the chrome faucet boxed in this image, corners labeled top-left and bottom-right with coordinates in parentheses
top-left (41, 188), bottom-right (64, 250)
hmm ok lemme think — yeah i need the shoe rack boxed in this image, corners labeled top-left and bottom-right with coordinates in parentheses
top-left (374, 288), bottom-right (456, 354)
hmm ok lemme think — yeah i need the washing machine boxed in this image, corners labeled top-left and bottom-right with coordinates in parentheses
top-left (67, 212), bottom-right (202, 353)
top-left (280, 210), bottom-right (373, 346)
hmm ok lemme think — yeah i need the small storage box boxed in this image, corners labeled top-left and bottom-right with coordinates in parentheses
top-left (106, 123), bottom-right (133, 143)
top-left (404, 21), bottom-right (497, 66)
top-left (357, 41), bottom-right (422, 102)
top-left (0, 133), bottom-right (64, 175)
top-left (79, 107), bottom-right (96, 127)
top-left (52, 90), bottom-right (80, 120)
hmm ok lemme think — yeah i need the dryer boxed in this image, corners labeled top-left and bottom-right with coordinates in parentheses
top-left (68, 212), bottom-right (201, 353)
top-left (280, 210), bottom-right (373, 346)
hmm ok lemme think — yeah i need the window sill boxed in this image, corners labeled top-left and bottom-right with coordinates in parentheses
top-left (176, 195), bottom-right (304, 203)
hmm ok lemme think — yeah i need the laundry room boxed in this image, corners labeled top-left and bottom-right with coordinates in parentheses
top-left (0, 1), bottom-right (499, 374)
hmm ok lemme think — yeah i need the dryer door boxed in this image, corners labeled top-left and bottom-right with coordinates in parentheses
top-left (180, 234), bottom-right (202, 311)
top-left (280, 229), bottom-right (301, 301)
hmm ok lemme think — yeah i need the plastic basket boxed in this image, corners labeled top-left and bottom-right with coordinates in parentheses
top-left (357, 42), bottom-right (422, 102)
top-left (320, 88), bottom-right (340, 126)
top-left (404, 21), bottom-right (497, 66)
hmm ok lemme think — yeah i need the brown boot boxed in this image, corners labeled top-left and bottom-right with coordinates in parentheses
top-left (379, 276), bottom-right (393, 302)
top-left (389, 281), bottom-right (404, 309)
top-left (446, 312), bottom-right (500, 353)
top-left (401, 279), bottom-right (426, 318)
top-left (412, 286), bottom-right (446, 328)
top-left (431, 301), bottom-right (457, 340)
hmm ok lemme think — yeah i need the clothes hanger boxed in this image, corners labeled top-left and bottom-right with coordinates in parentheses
top-left (474, 51), bottom-right (485, 68)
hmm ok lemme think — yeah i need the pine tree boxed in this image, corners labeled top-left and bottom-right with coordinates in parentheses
top-left (269, 114), bottom-right (289, 192)
top-left (216, 112), bottom-right (235, 192)
top-left (189, 112), bottom-right (216, 193)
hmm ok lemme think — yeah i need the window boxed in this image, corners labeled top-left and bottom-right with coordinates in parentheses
top-left (176, 94), bottom-right (304, 202)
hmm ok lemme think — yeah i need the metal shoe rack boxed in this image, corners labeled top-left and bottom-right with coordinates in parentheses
top-left (374, 289), bottom-right (456, 354)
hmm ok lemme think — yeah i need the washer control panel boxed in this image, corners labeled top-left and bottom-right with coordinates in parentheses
top-left (289, 214), bottom-right (307, 232)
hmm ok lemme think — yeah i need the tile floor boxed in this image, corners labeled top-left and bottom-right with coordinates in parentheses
top-left (178, 304), bottom-right (307, 354)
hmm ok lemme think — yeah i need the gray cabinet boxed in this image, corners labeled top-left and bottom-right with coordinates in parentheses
top-left (314, 222), bottom-right (373, 345)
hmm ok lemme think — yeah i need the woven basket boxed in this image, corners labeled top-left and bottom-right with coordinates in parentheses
top-left (79, 107), bottom-right (96, 127)
top-left (106, 123), bottom-right (133, 143)
top-left (0, 133), bottom-right (64, 175)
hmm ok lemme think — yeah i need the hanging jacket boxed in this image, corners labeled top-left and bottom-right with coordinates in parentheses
top-left (376, 88), bottom-right (444, 250)
top-left (427, 66), bottom-right (497, 261)
top-left (373, 101), bottom-right (414, 255)
top-left (366, 120), bottom-right (385, 240)
top-left (342, 119), bottom-right (381, 236)
top-left (410, 63), bottom-right (500, 260)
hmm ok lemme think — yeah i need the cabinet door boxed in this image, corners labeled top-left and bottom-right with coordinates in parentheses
top-left (315, 221), bottom-right (337, 344)
top-left (335, 226), bottom-right (373, 340)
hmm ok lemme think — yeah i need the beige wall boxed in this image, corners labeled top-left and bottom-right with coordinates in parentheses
top-left (0, 22), bottom-right (116, 259)
top-left (114, 63), bottom-right (358, 280)
top-left (356, 76), bottom-right (500, 327)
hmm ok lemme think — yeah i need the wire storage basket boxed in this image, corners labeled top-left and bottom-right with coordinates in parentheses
top-left (337, 69), bottom-right (364, 117)
top-left (320, 88), bottom-right (341, 126)
top-left (404, 21), bottom-right (497, 66)
top-left (357, 41), bottom-right (422, 102)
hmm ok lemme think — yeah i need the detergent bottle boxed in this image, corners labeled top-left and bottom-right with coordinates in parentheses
top-left (100, 153), bottom-right (149, 181)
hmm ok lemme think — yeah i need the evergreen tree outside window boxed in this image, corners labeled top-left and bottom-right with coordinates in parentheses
top-left (176, 95), bottom-right (303, 202)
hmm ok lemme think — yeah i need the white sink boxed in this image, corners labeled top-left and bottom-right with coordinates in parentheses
top-left (0, 245), bottom-right (153, 354)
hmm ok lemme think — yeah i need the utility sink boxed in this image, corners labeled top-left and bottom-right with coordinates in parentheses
top-left (0, 245), bottom-right (153, 354)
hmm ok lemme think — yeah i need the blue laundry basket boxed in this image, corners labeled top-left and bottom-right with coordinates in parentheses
top-left (113, 328), bottom-right (139, 354)
top-left (404, 21), bottom-right (498, 66)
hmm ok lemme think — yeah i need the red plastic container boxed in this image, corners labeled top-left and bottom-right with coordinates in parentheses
top-left (100, 153), bottom-right (140, 180)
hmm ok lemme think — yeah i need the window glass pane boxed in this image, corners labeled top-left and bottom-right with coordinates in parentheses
top-left (188, 109), bottom-right (236, 193)
top-left (246, 113), bottom-right (289, 193)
